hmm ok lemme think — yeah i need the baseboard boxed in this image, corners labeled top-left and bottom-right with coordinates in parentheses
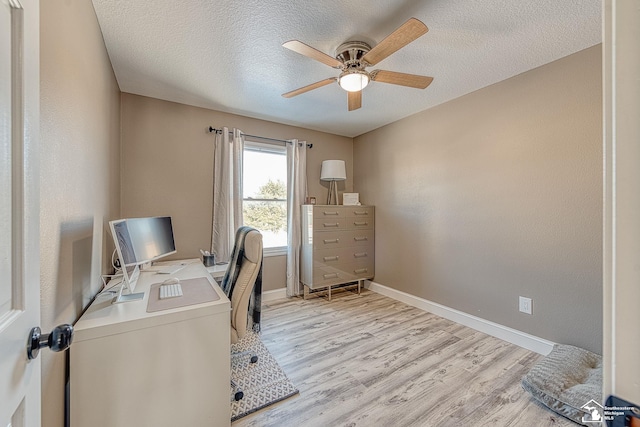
top-left (262, 288), bottom-right (287, 302)
top-left (365, 281), bottom-right (555, 355)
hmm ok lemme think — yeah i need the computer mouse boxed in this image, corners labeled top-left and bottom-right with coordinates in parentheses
top-left (162, 277), bottom-right (180, 285)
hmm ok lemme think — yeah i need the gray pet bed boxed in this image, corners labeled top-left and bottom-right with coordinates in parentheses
top-left (521, 344), bottom-right (602, 425)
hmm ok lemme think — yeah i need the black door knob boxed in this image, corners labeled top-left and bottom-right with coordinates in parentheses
top-left (27, 324), bottom-right (74, 360)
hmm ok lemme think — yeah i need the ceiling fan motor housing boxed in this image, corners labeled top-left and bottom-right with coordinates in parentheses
top-left (335, 41), bottom-right (372, 69)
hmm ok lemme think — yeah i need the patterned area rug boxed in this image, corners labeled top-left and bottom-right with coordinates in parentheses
top-left (230, 332), bottom-right (299, 422)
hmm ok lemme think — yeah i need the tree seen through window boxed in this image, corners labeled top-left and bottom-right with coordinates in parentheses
top-left (243, 179), bottom-right (287, 233)
top-left (242, 142), bottom-right (287, 248)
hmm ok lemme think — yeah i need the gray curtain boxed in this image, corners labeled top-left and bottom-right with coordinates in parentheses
top-left (211, 127), bottom-right (244, 263)
top-left (286, 139), bottom-right (307, 297)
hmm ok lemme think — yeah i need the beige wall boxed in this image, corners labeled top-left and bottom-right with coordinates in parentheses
top-left (120, 94), bottom-right (353, 291)
top-left (40, 1), bottom-right (121, 426)
top-left (354, 45), bottom-right (603, 353)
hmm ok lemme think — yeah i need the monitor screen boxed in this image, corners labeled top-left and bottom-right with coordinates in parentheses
top-left (109, 216), bottom-right (176, 302)
top-left (125, 216), bottom-right (176, 264)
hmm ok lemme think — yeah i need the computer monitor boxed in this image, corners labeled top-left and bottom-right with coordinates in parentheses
top-left (109, 216), bottom-right (176, 303)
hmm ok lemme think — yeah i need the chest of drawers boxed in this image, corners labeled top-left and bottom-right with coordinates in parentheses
top-left (300, 205), bottom-right (375, 299)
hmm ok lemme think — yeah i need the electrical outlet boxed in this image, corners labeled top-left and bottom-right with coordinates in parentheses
top-left (519, 296), bottom-right (533, 315)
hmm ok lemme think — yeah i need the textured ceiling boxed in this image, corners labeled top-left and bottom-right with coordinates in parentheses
top-left (91, 0), bottom-right (601, 137)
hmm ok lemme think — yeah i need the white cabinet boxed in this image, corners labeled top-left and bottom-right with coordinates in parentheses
top-left (70, 261), bottom-right (231, 427)
top-left (301, 205), bottom-right (375, 299)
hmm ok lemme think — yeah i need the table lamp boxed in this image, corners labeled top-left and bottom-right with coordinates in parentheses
top-left (320, 160), bottom-right (346, 205)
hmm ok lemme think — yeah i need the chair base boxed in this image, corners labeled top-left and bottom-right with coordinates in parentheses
top-left (230, 350), bottom-right (259, 401)
top-left (231, 380), bottom-right (244, 401)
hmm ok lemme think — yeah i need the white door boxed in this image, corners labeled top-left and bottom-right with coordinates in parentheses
top-left (0, 0), bottom-right (41, 425)
top-left (603, 0), bottom-right (640, 412)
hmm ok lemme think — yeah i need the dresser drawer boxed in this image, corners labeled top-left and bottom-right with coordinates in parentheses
top-left (309, 260), bottom-right (374, 287)
top-left (345, 218), bottom-right (374, 230)
top-left (347, 229), bottom-right (374, 246)
top-left (314, 247), bottom-right (374, 267)
top-left (312, 230), bottom-right (346, 249)
top-left (308, 266), bottom-right (354, 288)
top-left (313, 247), bottom-right (351, 266)
top-left (345, 260), bottom-right (375, 279)
top-left (312, 229), bottom-right (374, 250)
top-left (313, 207), bottom-right (345, 219)
top-left (313, 217), bottom-right (349, 231)
top-left (344, 206), bottom-right (374, 219)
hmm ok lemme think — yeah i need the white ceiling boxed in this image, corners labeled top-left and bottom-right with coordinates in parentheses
top-left (91, 0), bottom-right (601, 138)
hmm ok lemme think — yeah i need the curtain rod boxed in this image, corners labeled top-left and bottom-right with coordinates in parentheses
top-left (208, 127), bottom-right (313, 149)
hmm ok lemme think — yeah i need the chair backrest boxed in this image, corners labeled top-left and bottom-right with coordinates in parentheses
top-left (229, 228), bottom-right (263, 343)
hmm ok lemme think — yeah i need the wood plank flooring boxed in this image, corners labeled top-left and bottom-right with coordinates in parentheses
top-left (233, 289), bottom-right (574, 427)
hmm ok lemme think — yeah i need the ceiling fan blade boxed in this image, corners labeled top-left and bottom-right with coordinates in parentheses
top-left (362, 18), bottom-right (428, 66)
top-left (348, 91), bottom-right (362, 111)
top-left (282, 78), bottom-right (336, 98)
top-left (371, 70), bottom-right (433, 89)
top-left (283, 40), bottom-right (344, 68)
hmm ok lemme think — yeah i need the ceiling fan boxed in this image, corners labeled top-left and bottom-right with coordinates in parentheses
top-left (282, 18), bottom-right (434, 111)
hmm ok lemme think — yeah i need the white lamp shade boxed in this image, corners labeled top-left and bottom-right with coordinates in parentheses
top-left (320, 160), bottom-right (346, 181)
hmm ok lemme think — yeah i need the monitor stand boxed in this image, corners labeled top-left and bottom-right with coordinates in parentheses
top-left (112, 264), bottom-right (144, 304)
top-left (114, 292), bottom-right (144, 304)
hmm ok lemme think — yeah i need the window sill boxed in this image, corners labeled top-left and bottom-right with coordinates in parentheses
top-left (263, 247), bottom-right (287, 257)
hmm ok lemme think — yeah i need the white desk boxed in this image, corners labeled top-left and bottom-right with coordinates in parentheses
top-left (206, 263), bottom-right (228, 281)
top-left (70, 260), bottom-right (231, 427)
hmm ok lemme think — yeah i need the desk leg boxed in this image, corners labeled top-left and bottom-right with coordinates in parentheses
top-left (303, 285), bottom-right (309, 300)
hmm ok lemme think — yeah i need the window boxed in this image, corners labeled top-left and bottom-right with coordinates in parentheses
top-left (242, 141), bottom-right (287, 251)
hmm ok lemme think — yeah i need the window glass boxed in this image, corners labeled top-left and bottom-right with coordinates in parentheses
top-left (243, 141), bottom-right (287, 249)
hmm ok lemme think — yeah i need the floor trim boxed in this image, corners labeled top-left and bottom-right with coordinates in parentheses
top-left (263, 288), bottom-right (287, 302)
top-left (365, 280), bottom-right (555, 355)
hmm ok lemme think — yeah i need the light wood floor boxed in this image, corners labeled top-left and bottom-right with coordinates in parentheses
top-left (233, 289), bottom-right (574, 427)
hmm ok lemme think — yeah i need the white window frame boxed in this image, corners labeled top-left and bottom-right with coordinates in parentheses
top-left (242, 140), bottom-right (288, 256)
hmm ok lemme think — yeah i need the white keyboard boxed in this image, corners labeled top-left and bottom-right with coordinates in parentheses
top-left (159, 283), bottom-right (183, 299)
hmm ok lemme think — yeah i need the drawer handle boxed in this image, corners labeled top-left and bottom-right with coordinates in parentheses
top-left (353, 211), bottom-right (368, 216)
top-left (323, 223), bottom-right (339, 228)
top-left (323, 256), bottom-right (339, 262)
top-left (354, 268), bottom-right (368, 274)
top-left (323, 273), bottom-right (339, 279)
top-left (353, 236), bottom-right (368, 242)
top-left (353, 252), bottom-right (368, 258)
top-left (353, 221), bottom-right (368, 226)
top-left (322, 211), bottom-right (339, 216)
top-left (323, 238), bottom-right (339, 244)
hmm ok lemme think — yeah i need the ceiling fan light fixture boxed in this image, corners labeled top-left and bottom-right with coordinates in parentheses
top-left (282, 18), bottom-right (431, 110)
top-left (338, 70), bottom-right (370, 92)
